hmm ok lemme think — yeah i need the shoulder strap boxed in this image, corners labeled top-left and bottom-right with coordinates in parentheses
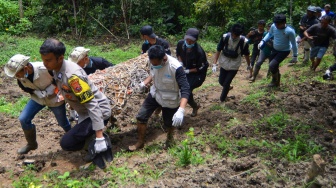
top-left (223, 33), bottom-right (230, 49)
top-left (235, 36), bottom-right (245, 52)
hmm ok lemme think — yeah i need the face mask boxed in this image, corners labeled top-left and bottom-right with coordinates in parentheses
top-left (184, 40), bottom-right (195, 48)
top-left (152, 59), bottom-right (165, 69)
top-left (152, 65), bottom-right (163, 69)
top-left (144, 40), bottom-right (149, 44)
top-left (83, 63), bottom-right (87, 68)
top-left (24, 69), bottom-right (28, 78)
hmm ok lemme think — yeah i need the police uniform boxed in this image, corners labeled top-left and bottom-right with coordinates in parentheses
top-left (56, 60), bottom-right (111, 151)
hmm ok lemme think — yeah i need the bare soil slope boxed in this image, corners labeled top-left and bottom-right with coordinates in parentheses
top-left (0, 54), bottom-right (335, 187)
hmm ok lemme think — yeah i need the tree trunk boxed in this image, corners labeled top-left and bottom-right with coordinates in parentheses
top-left (72, 0), bottom-right (77, 35)
top-left (19, 0), bottom-right (23, 18)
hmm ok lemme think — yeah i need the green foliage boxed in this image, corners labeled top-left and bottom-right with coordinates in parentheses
top-left (171, 128), bottom-right (204, 167)
top-left (12, 165), bottom-right (41, 188)
top-left (253, 110), bottom-right (292, 137)
top-left (0, 96), bottom-right (29, 117)
top-left (43, 170), bottom-right (101, 187)
top-left (242, 90), bottom-right (267, 108)
top-left (272, 135), bottom-right (323, 162)
top-left (7, 18), bottom-right (33, 36)
top-left (0, 0), bottom-right (19, 33)
top-left (106, 164), bottom-right (164, 186)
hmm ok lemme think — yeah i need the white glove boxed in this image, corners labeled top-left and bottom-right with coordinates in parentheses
top-left (136, 81), bottom-right (146, 93)
top-left (69, 110), bottom-right (78, 121)
top-left (212, 64), bottom-right (217, 73)
top-left (94, 137), bottom-right (107, 153)
top-left (184, 69), bottom-right (190, 74)
top-left (33, 90), bottom-right (47, 98)
top-left (172, 107), bottom-right (185, 127)
top-left (258, 40), bottom-right (264, 50)
top-left (290, 56), bottom-right (298, 63)
top-left (45, 84), bottom-right (56, 96)
top-left (326, 69), bottom-right (331, 75)
top-left (247, 65), bottom-right (252, 71)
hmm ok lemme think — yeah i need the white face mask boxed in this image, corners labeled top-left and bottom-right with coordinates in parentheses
top-left (83, 63), bottom-right (87, 68)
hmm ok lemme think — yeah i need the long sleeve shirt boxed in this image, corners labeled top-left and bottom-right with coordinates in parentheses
top-left (262, 24), bottom-right (298, 57)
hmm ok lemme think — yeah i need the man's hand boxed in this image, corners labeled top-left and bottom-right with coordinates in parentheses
top-left (69, 110), bottom-right (78, 121)
top-left (33, 90), bottom-right (47, 98)
top-left (172, 107), bottom-right (185, 127)
top-left (94, 137), bottom-right (107, 153)
top-left (135, 81), bottom-right (146, 93)
top-left (45, 84), bottom-right (56, 96)
top-left (184, 69), bottom-right (190, 74)
top-left (323, 69), bottom-right (332, 80)
top-left (212, 64), bottom-right (217, 73)
top-left (258, 41), bottom-right (264, 50)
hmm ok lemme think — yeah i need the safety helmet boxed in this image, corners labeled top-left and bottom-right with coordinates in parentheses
top-left (4, 54), bottom-right (30, 77)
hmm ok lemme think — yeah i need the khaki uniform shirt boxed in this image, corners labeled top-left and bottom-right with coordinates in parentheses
top-left (54, 60), bottom-right (111, 130)
top-left (19, 62), bottom-right (64, 107)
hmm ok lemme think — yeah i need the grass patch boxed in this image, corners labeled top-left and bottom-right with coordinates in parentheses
top-left (271, 134), bottom-right (323, 162)
top-left (0, 34), bottom-right (140, 66)
top-left (241, 90), bottom-right (267, 108)
top-left (0, 96), bottom-right (29, 117)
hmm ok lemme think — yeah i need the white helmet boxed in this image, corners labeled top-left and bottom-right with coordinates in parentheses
top-left (4, 54), bottom-right (30, 77)
top-left (68, 47), bottom-right (90, 64)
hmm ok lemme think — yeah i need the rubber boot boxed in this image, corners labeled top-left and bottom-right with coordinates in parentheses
top-left (17, 128), bottom-right (38, 154)
top-left (164, 127), bottom-right (175, 149)
top-left (191, 104), bottom-right (200, 117)
top-left (266, 69), bottom-right (271, 78)
top-left (268, 72), bottom-right (280, 87)
top-left (249, 67), bottom-right (260, 83)
top-left (128, 123), bottom-right (146, 151)
top-left (189, 97), bottom-right (200, 117)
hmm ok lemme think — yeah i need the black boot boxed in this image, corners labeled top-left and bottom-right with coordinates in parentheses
top-left (268, 72), bottom-right (280, 87)
top-left (17, 127), bottom-right (38, 154)
top-left (249, 67), bottom-right (260, 83)
top-left (188, 97), bottom-right (200, 117)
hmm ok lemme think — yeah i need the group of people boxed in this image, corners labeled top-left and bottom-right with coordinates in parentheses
top-left (5, 5), bottom-right (336, 166)
top-left (5, 40), bottom-right (114, 165)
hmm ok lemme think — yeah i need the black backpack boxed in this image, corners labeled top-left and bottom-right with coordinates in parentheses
top-left (222, 33), bottom-right (245, 58)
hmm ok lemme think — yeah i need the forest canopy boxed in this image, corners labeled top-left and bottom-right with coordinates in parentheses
top-left (0, 0), bottom-right (333, 41)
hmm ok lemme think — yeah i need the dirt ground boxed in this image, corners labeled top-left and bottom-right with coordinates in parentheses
top-left (0, 52), bottom-right (336, 187)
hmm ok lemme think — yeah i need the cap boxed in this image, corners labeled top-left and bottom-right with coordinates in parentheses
top-left (315, 7), bottom-right (323, 12)
top-left (68, 47), bottom-right (90, 64)
top-left (184, 28), bottom-right (199, 41)
top-left (273, 14), bottom-right (286, 23)
top-left (140, 25), bottom-right (156, 38)
top-left (4, 54), bottom-right (30, 77)
top-left (307, 5), bottom-right (316, 12)
top-left (325, 4), bottom-right (331, 8)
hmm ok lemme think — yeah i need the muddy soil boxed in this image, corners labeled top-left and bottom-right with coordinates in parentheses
top-left (0, 53), bottom-right (336, 187)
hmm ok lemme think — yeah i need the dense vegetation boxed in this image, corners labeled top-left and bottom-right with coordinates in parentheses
top-left (1, 0), bottom-right (329, 41)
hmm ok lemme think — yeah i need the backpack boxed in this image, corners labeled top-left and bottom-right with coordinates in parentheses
top-left (222, 33), bottom-right (245, 58)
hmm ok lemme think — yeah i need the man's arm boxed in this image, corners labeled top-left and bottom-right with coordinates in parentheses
top-left (175, 67), bottom-right (190, 103)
